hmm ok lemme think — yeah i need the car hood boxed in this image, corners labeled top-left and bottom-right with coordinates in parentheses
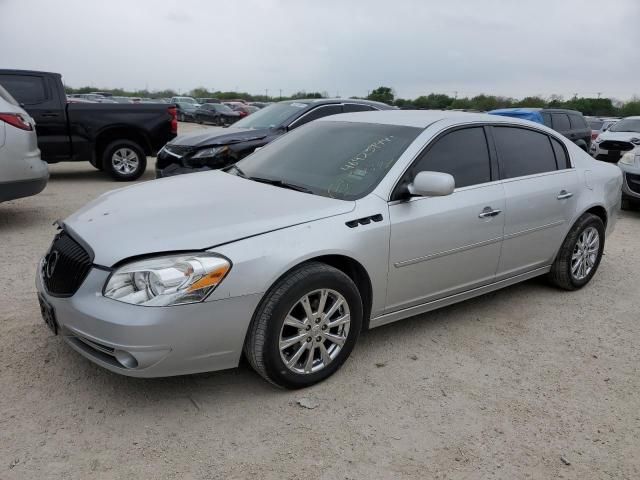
top-left (170, 127), bottom-right (271, 148)
top-left (599, 131), bottom-right (640, 142)
top-left (63, 171), bottom-right (355, 266)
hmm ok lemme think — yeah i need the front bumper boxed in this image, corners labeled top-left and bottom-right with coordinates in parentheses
top-left (36, 263), bottom-right (261, 377)
top-left (591, 141), bottom-right (635, 162)
top-left (619, 163), bottom-right (640, 200)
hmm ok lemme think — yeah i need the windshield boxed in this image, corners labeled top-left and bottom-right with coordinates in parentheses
top-left (233, 102), bottom-right (309, 129)
top-left (235, 121), bottom-right (422, 200)
top-left (175, 97), bottom-right (196, 104)
top-left (609, 118), bottom-right (640, 133)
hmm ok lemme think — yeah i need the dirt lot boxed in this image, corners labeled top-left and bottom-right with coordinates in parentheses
top-left (1, 123), bottom-right (639, 479)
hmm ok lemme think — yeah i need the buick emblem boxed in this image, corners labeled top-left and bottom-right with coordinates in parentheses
top-left (45, 250), bottom-right (60, 279)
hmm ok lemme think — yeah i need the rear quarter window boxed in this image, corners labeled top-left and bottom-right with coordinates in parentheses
top-left (569, 115), bottom-right (587, 129)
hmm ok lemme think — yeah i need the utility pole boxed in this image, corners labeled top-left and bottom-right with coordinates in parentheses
top-left (265, 88), bottom-right (269, 99)
top-left (597, 92), bottom-right (602, 99)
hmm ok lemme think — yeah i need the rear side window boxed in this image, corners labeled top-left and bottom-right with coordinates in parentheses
top-left (290, 105), bottom-right (343, 129)
top-left (551, 137), bottom-right (570, 169)
top-left (541, 112), bottom-right (552, 127)
top-left (343, 104), bottom-right (375, 113)
top-left (493, 127), bottom-right (558, 178)
top-left (0, 74), bottom-right (47, 105)
top-left (412, 127), bottom-right (492, 188)
top-left (0, 84), bottom-right (19, 106)
top-left (569, 115), bottom-right (587, 129)
top-left (551, 113), bottom-right (571, 132)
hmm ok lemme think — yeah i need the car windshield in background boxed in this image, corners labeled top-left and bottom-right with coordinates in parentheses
top-left (232, 102), bottom-right (309, 129)
top-left (234, 121), bottom-right (421, 201)
top-left (609, 119), bottom-right (640, 133)
top-left (215, 104), bottom-right (234, 113)
top-left (0, 84), bottom-right (19, 105)
top-left (176, 97), bottom-right (196, 104)
top-left (589, 120), bottom-right (603, 130)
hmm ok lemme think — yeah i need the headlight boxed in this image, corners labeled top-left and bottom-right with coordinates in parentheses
top-left (192, 147), bottom-right (224, 159)
top-left (104, 253), bottom-right (231, 306)
top-left (619, 152), bottom-right (638, 166)
top-left (631, 137), bottom-right (640, 145)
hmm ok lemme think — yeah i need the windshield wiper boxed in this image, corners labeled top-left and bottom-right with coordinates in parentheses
top-left (225, 164), bottom-right (248, 178)
top-left (249, 176), bottom-right (314, 194)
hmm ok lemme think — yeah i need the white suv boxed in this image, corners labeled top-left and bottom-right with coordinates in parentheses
top-left (0, 83), bottom-right (48, 202)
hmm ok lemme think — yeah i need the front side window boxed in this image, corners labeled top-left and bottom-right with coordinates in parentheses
top-left (569, 115), bottom-right (587, 129)
top-left (0, 74), bottom-right (47, 104)
top-left (411, 127), bottom-right (491, 188)
top-left (235, 121), bottom-right (421, 200)
top-left (494, 127), bottom-right (558, 178)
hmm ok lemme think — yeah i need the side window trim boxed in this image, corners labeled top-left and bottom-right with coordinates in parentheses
top-left (389, 124), bottom-right (494, 201)
top-left (288, 104), bottom-right (343, 129)
top-left (549, 135), bottom-right (573, 169)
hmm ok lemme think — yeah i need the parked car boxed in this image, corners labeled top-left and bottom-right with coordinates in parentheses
top-left (194, 103), bottom-right (241, 126)
top-left (618, 146), bottom-right (640, 209)
top-left (586, 116), bottom-right (619, 141)
top-left (156, 98), bottom-right (391, 178)
top-left (590, 116), bottom-right (640, 163)
top-left (171, 97), bottom-right (200, 122)
top-left (489, 108), bottom-right (592, 151)
top-left (36, 111), bottom-right (621, 388)
top-left (0, 84), bottom-right (48, 202)
top-left (0, 69), bottom-right (177, 181)
top-left (197, 98), bottom-right (221, 104)
top-left (224, 102), bottom-right (250, 118)
top-left (111, 96), bottom-right (133, 104)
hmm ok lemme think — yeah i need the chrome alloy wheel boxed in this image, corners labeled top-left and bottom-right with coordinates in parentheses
top-left (112, 148), bottom-right (139, 175)
top-left (279, 289), bottom-right (351, 374)
top-left (571, 226), bottom-right (600, 281)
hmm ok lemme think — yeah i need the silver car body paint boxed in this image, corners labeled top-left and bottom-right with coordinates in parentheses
top-left (36, 111), bottom-right (622, 377)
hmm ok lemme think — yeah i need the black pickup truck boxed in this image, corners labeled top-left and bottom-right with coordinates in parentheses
top-left (0, 70), bottom-right (177, 180)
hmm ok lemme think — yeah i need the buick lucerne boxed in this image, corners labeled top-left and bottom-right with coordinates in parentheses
top-left (36, 111), bottom-right (622, 388)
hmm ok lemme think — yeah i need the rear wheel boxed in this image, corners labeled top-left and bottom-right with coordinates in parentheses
top-left (547, 213), bottom-right (605, 290)
top-left (102, 139), bottom-right (147, 181)
top-left (217, 116), bottom-right (225, 126)
top-left (244, 262), bottom-right (362, 389)
top-left (178, 112), bottom-right (185, 122)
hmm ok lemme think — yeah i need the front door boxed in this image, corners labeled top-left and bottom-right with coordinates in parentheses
top-left (386, 126), bottom-right (505, 312)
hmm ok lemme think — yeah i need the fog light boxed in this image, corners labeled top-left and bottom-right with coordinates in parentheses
top-left (114, 349), bottom-right (138, 369)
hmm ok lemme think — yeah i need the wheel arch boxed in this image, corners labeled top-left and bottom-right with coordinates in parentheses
top-left (257, 254), bottom-right (374, 332)
top-left (94, 126), bottom-right (152, 168)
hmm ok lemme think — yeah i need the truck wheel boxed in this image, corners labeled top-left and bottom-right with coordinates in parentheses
top-left (103, 140), bottom-right (147, 181)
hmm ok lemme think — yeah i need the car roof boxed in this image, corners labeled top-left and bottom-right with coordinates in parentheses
top-left (0, 69), bottom-right (61, 77)
top-left (316, 109), bottom-right (553, 129)
top-left (279, 98), bottom-right (393, 110)
top-left (492, 107), bottom-right (583, 115)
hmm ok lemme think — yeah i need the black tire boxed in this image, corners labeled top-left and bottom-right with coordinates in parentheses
top-left (547, 213), bottom-right (605, 291)
top-left (217, 116), bottom-right (225, 127)
top-left (196, 116), bottom-right (203, 124)
top-left (244, 262), bottom-right (363, 389)
top-left (102, 139), bottom-right (147, 181)
top-left (178, 112), bottom-right (185, 122)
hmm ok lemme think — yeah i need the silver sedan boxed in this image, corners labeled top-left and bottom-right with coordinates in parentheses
top-left (36, 111), bottom-right (622, 388)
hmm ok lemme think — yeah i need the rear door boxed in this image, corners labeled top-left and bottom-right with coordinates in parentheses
top-left (492, 126), bottom-right (579, 279)
top-left (551, 112), bottom-right (571, 138)
top-left (568, 113), bottom-right (591, 148)
top-left (386, 126), bottom-right (505, 311)
top-left (0, 73), bottom-right (70, 161)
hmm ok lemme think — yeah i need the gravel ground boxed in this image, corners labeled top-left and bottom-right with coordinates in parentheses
top-left (1, 123), bottom-right (639, 479)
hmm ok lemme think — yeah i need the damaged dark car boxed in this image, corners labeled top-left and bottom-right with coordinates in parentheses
top-left (155, 98), bottom-right (391, 178)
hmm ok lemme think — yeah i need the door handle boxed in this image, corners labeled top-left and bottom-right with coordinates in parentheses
top-left (41, 113), bottom-right (59, 118)
top-left (557, 190), bottom-right (573, 200)
top-left (478, 207), bottom-right (502, 218)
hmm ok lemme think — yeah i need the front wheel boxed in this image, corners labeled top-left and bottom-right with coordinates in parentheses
top-left (548, 213), bottom-right (605, 290)
top-left (102, 140), bottom-right (147, 181)
top-left (244, 262), bottom-right (363, 389)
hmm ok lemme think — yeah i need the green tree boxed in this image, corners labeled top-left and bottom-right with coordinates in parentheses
top-left (367, 86), bottom-right (394, 105)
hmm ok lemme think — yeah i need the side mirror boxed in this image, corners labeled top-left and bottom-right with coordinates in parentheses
top-left (408, 171), bottom-right (455, 197)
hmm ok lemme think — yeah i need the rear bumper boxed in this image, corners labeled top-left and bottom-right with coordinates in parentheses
top-left (0, 176), bottom-right (48, 202)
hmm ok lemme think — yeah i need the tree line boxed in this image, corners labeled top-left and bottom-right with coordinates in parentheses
top-left (366, 86), bottom-right (640, 117)
top-left (64, 84), bottom-right (640, 117)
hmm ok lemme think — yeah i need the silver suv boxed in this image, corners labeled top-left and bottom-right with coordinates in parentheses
top-left (0, 84), bottom-right (48, 202)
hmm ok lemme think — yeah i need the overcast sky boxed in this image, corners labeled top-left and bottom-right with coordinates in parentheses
top-left (1, 0), bottom-right (638, 100)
